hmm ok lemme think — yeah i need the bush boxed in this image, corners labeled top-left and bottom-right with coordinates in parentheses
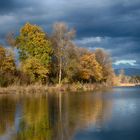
top-left (0, 76), bottom-right (8, 87)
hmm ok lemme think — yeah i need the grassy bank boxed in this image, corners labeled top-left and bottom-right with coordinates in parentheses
top-left (115, 83), bottom-right (140, 87)
top-left (0, 83), bottom-right (111, 94)
top-left (117, 83), bottom-right (136, 87)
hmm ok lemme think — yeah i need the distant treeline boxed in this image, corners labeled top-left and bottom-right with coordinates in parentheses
top-left (0, 22), bottom-right (115, 87)
top-left (115, 69), bottom-right (140, 85)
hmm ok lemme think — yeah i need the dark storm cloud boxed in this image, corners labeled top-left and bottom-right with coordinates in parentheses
top-left (75, 36), bottom-right (140, 68)
top-left (0, 0), bottom-right (32, 14)
top-left (0, 0), bottom-right (140, 68)
top-left (0, 1), bottom-right (15, 12)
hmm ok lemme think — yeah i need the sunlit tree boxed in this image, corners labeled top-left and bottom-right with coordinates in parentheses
top-left (15, 23), bottom-right (52, 82)
top-left (79, 53), bottom-right (103, 82)
top-left (21, 58), bottom-right (49, 83)
top-left (95, 49), bottom-right (114, 83)
top-left (52, 22), bottom-right (75, 84)
top-left (0, 45), bottom-right (16, 86)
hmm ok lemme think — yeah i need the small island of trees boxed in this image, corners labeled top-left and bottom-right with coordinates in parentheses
top-left (0, 22), bottom-right (139, 93)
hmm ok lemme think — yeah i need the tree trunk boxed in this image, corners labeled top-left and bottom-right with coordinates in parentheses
top-left (59, 56), bottom-right (62, 84)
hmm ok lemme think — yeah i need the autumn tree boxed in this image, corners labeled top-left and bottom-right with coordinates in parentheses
top-left (21, 58), bottom-right (49, 82)
top-left (6, 32), bottom-right (16, 48)
top-left (0, 45), bottom-right (16, 74)
top-left (95, 49), bottom-right (114, 83)
top-left (63, 43), bottom-right (80, 83)
top-left (52, 22), bottom-right (75, 84)
top-left (0, 45), bottom-right (16, 86)
top-left (0, 22), bottom-right (115, 86)
top-left (118, 69), bottom-right (125, 83)
top-left (79, 53), bottom-right (103, 82)
top-left (15, 23), bottom-right (52, 82)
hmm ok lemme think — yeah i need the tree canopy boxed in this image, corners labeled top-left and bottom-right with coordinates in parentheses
top-left (79, 53), bottom-right (103, 82)
top-left (16, 23), bottom-right (52, 66)
top-left (0, 45), bottom-right (16, 86)
top-left (15, 23), bottom-right (52, 82)
top-left (0, 22), bottom-right (115, 86)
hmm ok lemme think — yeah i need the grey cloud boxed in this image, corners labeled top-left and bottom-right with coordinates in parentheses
top-left (0, 0), bottom-right (140, 68)
top-left (75, 36), bottom-right (140, 68)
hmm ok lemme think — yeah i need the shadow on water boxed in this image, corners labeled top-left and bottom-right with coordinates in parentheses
top-left (0, 87), bottom-right (140, 140)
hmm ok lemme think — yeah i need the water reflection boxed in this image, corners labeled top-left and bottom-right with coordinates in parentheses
top-left (0, 95), bottom-right (16, 135)
top-left (1, 88), bottom-right (140, 140)
top-left (0, 91), bottom-right (112, 140)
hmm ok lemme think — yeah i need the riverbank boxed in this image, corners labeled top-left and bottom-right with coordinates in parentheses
top-left (116, 83), bottom-right (140, 87)
top-left (0, 83), bottom-right (111, 94)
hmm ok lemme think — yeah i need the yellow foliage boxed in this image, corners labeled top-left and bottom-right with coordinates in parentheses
top-left (21, 58), bottom-right (49, 82)
top-left (17, 22), bottom-right (52, 67)
top-left (79, 53), bottom-right (103, 81)
top-left (16, 23), bottom-right (53, 82)
top-left (0, 45), bottom-right (16, 74)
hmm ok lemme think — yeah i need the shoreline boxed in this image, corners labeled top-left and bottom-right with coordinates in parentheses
top-left (115, 83), bottom-right (140, 87)
top-left (0, 83), bottom-right (111, 94)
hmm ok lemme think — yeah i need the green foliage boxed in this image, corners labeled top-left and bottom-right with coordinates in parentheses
top-left (16, 23), bottom-right (52, 66)
top-left (16, 23), bottom-right (52, 82)
top-left (21, 58), bottom-right (49, 83)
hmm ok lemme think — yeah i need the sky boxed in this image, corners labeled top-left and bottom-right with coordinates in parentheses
top-left (0, 0), bottom-right (140, 69)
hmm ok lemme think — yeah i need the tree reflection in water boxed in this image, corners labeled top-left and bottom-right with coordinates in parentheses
top-left (0, 91), bottom-right (112, 140)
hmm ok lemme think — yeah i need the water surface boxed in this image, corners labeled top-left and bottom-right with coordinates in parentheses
top-left (0, 87), bottom-right (140, 140)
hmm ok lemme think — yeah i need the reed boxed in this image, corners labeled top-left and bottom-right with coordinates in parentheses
top-left (0, 83), bottom-right (111, 94)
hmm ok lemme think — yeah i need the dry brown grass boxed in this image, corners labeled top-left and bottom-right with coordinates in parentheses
top-left (0, 83), bottom-right (110, 94)
top-left (117, 83), bottom-right (136, 87)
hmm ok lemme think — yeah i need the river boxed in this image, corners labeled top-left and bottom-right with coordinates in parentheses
top-left (0, 87), bottom-right (140, 140)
